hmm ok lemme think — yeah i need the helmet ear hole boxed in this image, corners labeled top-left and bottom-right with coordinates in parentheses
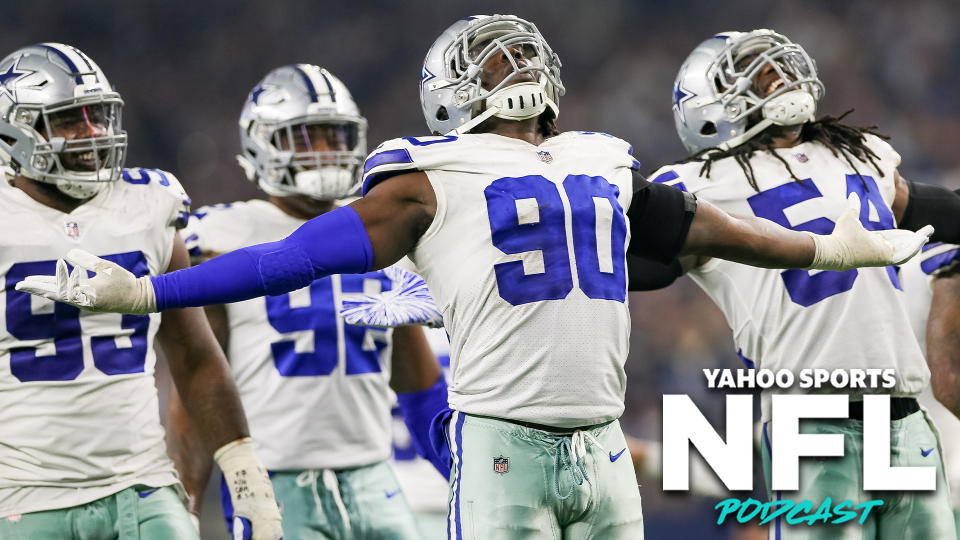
top-left (700, 122), bottom-right (717, 136)
top-left (436, 106), bottom-right (449, 121)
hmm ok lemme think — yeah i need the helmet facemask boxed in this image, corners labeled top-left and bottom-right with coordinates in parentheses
top-left (707, 31), bottom-right (824, 149)
top-left (5, 95), bottom-right (126, 199)
top-left (243, 114), bottom-right (366, 200)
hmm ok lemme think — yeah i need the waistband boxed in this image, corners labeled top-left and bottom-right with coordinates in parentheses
top-left (849, 397), bottom-right (919, 421)
top-left (469, 413), bottom-right (615, 434)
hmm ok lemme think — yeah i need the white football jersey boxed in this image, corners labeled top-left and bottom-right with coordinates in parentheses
top-left (184, 199), bottom-right (395, 470)
top-left (0, 168), bottom-right (189, 516)
top-left (363, 132), bottom-right (636, 427)
top-left (649, 135), bottom-right (927, 420)
top-left (899, 242), bottom-right (960, 506)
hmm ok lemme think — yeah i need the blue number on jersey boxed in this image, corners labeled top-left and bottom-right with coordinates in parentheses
top-left (484, 174), bottom-right (627, 305)
top-left (748, 175), bottom-right (898, 307)
top-left (5, 252), bottom-right (151, 382)
top-left (265, 272), bottom-right (392, 377)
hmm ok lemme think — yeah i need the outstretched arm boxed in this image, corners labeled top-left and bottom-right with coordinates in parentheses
top-left (627, 178), bottom-right (931, 274)
top-left (680, 199), bottom-right (816, 268)
top-left (16, 172), bottom-right (436, 313)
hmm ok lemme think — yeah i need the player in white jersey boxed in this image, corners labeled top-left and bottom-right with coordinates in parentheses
top-left (0, 44), bottom-right (282, 540)
top-left (652, 29), bottom-right (960, 538)
top-left (16, 17), bottom-right (934, 540)
top-left (900, 242), bottom-right (960, 535)
top-left (163, 64), bottom-right (435, 539)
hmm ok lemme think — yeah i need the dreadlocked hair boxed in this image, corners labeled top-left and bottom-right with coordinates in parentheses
top-left (683, 110), bottom-right (889, 192)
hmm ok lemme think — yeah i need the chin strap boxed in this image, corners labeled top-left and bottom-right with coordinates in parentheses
top-left (716, 90), bottom-right (816, 152)
top-left (448, 82), bottom-right (556, 135)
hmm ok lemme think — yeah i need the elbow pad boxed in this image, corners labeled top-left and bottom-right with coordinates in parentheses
top-left (627, 254), bottom-right (683, 291)
top-left (900, 181), bottom-right (960, 243)
top-left (626, 169), bottom-right (697, 264)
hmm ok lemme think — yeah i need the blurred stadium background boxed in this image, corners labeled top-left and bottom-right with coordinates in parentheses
top-left (7, 0), bottom-right (957, 538)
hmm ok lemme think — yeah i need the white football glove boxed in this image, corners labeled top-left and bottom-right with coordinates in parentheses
top-left (340, 266), bottom-right (443, 328)
top-left (807, 199), bottom-right (934, 271)
top-left (214, 438), bottom-right (283, 540)
top-left (14, 249), bottom-right (156, 314)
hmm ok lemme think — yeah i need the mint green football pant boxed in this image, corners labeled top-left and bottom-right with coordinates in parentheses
top-left (0, 485), bottom-right (197, 540)
top-left (268, 461), bottom-right (421, 539)
top-left (445, 412), bottom-right (644, 540)
top-left (760, 411), bottom-right (957, 539)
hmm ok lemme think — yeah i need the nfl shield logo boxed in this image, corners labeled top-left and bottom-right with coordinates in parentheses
top-left (793, 152), bottom-right (808, 163)
top-left (536, 151), bottom-right (553, 164)
top-left (64, 221), bottom-right (80, 238)
top-left (493, 456), bottom-right (509, 474)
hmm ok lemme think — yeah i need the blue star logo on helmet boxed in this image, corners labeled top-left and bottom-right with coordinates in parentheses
top-left (0, 56), bottom-right (37, 103)
top-left (420, 65), bottom-right (435, 91)
top-left (249, 83), bottom-right (271, 104)
top-left (672, 79), bottom-right (696, 125)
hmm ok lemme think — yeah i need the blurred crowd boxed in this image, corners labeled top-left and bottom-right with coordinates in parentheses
top-left (5, 1), bottom-right (957, 538)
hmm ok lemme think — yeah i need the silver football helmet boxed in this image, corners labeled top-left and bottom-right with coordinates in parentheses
top-left (420, 14), bottom-right (564, 135)
top-left (0, 43), bottom-right (126, 199)
top-left (672, 30), bottom-right (824, 154)
top-left (237, 64), bottom-right (367, 199)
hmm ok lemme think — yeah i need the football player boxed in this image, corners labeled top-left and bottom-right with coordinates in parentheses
top-left (164, 64), bottom-right (436, 539)
top-left (650, 29), bottom-right (960, 539)
top-left (16, 17), bottom-right (933, 539)
top-left (0, 44), bottom-right (281, 540)
top-left (900, 242), bottom-right (960, 536)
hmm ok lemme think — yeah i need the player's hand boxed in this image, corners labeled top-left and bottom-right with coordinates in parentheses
top-left (14, 249), bottom-right (157, 314)
top-left (807, 199), bottom-right (934, 271)
top-left (214, 438), bottom-right (283, 540)
top-left (340, 266), bottom-right (443, 328)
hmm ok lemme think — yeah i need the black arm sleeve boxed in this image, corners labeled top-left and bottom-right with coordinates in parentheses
top-left (899, 181), bottom-right (960, 243)
top-left (627, 254), bottom-right (683, 291)
top-left (626, 168), bottom-right (697, 264)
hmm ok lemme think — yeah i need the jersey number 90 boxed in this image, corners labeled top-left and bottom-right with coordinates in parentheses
top-left (485, 174), bottom-right (627, 305)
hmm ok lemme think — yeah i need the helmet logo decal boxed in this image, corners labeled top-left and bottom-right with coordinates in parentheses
top-left (0, 56), bottom-right (37, 103)
top-left (249, 83), bottom-right (271, 104)
top-left (420, 65), bottom-right (436, 92)
top-left (672, 79), bottom-right (696, 126)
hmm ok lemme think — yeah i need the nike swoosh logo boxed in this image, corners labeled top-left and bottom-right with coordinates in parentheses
top-left (609, 448), bottom-right (627, 462)
top-left (138, 488), bottom-right (160, 498)
top-left (385, 489), bottom-right (402, 499)
top-left (921, 447), bottom-right (935, 457)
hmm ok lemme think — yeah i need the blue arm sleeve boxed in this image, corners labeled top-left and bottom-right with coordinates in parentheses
top-left (151, 206), bottom-right (373, 310)
top-left (395, 375), bottom-right (453, 480)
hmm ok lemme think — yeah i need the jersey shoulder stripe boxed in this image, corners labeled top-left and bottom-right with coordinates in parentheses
top-left (918, 242), bottom-right (960, 275)
top-left (361, 136), bottom-right (462, 196)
